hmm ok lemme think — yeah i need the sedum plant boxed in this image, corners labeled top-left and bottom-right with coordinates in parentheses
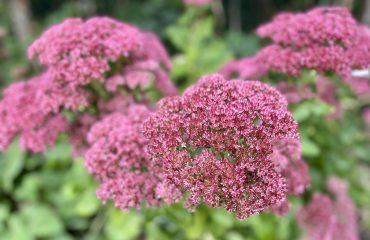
top-left (0, 3), bottom-right (369, 240)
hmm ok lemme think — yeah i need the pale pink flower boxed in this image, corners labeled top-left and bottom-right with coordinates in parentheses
top-left (85, 105), bottom-right (181, 211)
top-left (0, 73), bottom-right (68, 152)
top-left (298, 177), bottom-right (359, 240)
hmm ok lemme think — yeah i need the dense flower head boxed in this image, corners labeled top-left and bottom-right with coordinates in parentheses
top-left (255, 44), bottom-right (350, 77)
top-left (346, 26), bottom-right (370, 69)
top-left (0, 73), bottom-right (68, 152)
top-left (28, 16), bottom-right (176, 107)
top-left (85, 104), bottom-right (181, 211)
top-left (143, 74), bottom-right (299, 219)
top-left (257, 7), bottom-right (357, 48)
top-left (255, 6), bottom-right (370, 80)
top-left (28, 17), bottom-right (141, 86)
top-left (298, 177), bottom-right (359, 240)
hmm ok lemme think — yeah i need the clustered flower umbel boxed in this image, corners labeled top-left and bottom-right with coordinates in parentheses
top-left (143, 74), bottom-right (300, 219)
top-left (85, 104), bottom-right (181, 211)
top-left (255, 6), bottom-right (365, 77)
top-left (0, 16), bottom-right (175, 154)
top-left (0, 17), bottom-right (179, 211)
top-left (298, 177), bottom-right (358, 240)
top-left (221, 6), bottom-right (367, 79)
top-left (220, 6), bottom-right (370, 117)
top-left (27, 17), bottom-right (176, 112)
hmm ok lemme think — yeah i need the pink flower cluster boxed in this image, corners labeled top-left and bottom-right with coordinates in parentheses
top-left (0, 17), bottom-right (176, 155)
top-left (143, 74), bottom-right (299, 219)
top-left (221, 6), bottom-right (370, 112)
top-left (28, 17), bottom-right (176, 112)
top-left (85, 105), bottom-right (181, 211)
top-left (257, 7), bottom-right (357, 48)
top-left (298, 177), bottom-right (358, 240)
top-left (0, 73), bottom-right (68, 152)
top-left (256, 7), bottom-right (370, 77)
top-left (270, 138), bottom-right (310, 214)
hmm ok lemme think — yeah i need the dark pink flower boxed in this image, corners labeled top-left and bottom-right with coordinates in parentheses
top-left (143, 74), bottom-right (299, 219)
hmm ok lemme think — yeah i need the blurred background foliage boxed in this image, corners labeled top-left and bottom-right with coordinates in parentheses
top-left (0, 0), bottom-right (370, 239)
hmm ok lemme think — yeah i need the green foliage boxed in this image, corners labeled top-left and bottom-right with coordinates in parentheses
top-left (166, 7), bottom-right (233, 89)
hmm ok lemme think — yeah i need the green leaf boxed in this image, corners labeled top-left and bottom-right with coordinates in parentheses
top-left (105, 207), bottom-right (143, 240)
top-left (292, 102), bottom-right (311, 122)
top-left (0, 204), bottom-right (9, 223)
top-left (301, 136), bottom-right (320, 157)
top-left (75, 188), bottom-right (100, 217)
top-left (0, 141), bottom-right (25, 192)
top-left (20, 204), bottom-right (63, 238)
top-left (44, 142), bottom-right (71, 161)
top-left (14, 174), bottom-right (41, 202)
top-left (7, 215), bottom-right (29, 240)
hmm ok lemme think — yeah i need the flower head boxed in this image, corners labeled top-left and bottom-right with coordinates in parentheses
top-left (28, 16), bottom-right (176, 111)
top-left (257, 7), bottom-right (357, 48)
top-left (143, 74), bottom-right (299, 219)
top-left (255, 6), bottom-right (370, 79)
top-left (28, 17), bottom-right (141, 86)
top-left (85, 105), bottom-right (181, 211)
